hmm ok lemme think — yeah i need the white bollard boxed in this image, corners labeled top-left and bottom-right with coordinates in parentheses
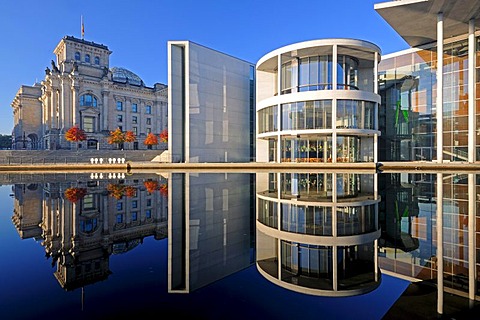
top-left (117, 158), bottom-right (121, 163)
top-left (94, 158), bottom-right (98, 164)
top-left (99, 173), bottom-right (103, 179)
top-left (90, 158), bottom-right (94, 164)
top-left (99, 158), bottom-right (104, 164)
top-left (108, 158), bottom-right (112, 164)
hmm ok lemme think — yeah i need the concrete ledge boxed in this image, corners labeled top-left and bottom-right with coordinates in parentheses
top-left (0, 161), bottom-right (479, 174)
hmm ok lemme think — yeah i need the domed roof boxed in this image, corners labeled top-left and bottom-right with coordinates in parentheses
top-left (111, 67), bottom-right (143, 86)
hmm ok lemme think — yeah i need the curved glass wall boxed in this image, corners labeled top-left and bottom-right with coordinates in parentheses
top-left (282, 203), bottom-right (333, 236)
top-left (258, 105), bottom-right (278, 134)
top-left (282, 100), bottom-right (332, 130)
top-left (279, 173), bottom-right (360, 199)
top-left (281, 55), bottom-right (358, 94)
top-left (258, 198), bottom-right (278, 228)
top-left (336, 205), bottom-right (376, 236)
top-left (336, 100), bottom-right (375, 130)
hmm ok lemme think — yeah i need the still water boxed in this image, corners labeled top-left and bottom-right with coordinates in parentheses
top-left (0, 171), bottom-right (477, 319)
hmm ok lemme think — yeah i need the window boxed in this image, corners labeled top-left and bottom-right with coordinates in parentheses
top-left (87, 139), bottom-right (98, 149)
top-left (94, 56), bottom-right (100, 65)
top-left (132, 212), bottom-right (138, 221)
top-left (85, 54), bottom-right (90, 63)
top-left (133, 127), bottom-right (137, 134)
top-left (132, 116), bottom-right (137, 124)
top-left (132, 200), bottom-right (138, 209)
top-left (84, 116), bottom-right (95, 132)
top-left (117, 202), bottom-right (123, 210)
top-left (132, 103), bottom-right (138, 112)
top-left (118, 125), bottom-right (123, 131)
top-left (117, 101), bottom-right (123, 111)
top-left (83, 194), bottom-right (94, 210)
top-left (146, 118), bottom-right (151, 125)
top-left (80, 94), bottom-right (97, 107)
top-left (146, 105), bottom-right (152, 114)
top-left (146, 128), bottom-right (151, 134)
top-left (75, 52), bottom-right (80, 60)
top-left (116, 214), bottom-right (123, 223)
top-left (117, 114), bottom-right (123, 122)
top-left (146, 199), bottom-right (152, 206)
top-left (145, 209), bottom-right (151, 218)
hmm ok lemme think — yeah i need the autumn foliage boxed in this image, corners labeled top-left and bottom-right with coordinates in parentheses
top-left (159, 128), bottom-right (168, 143)
top-left (143, 132), bottom-right (158, 146)
top-left (124, 130), bottom-right (136, 143)
top-left (64, 187), bottom-right (87, 203)
top-left (144, 180), bottom-right (159, 193)
top-left (65, 126), bottom-right (87, 147)
top-left (159, 183), bottom-right (168, 197)
top-left (108, 128), bottom-right (125, 145)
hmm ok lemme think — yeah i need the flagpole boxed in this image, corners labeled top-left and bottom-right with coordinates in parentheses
top-left (81, 15), bottom-right (84, 39)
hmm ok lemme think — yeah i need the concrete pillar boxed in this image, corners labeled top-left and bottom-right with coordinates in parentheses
top-left (436, 173), bottom-right (444, 315)
top-left (436, 13), bottom-right (444, 162)
top-left (468, 19), bottom-right (476, 163)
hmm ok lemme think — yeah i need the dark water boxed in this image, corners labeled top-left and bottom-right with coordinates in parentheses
top-left (0, 171), bottom-right (476, 319)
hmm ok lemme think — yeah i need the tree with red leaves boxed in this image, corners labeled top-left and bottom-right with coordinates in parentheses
top-left (143, 132), bottom-right (158, 150)
top-left (144, 180), bottom-right (159, 193)
top-left (64, 187), bottom-right (87, 203)
top-left (65, 125), bottom-right (87, 150)
top-left (159, 128), bottom-right (168, 143)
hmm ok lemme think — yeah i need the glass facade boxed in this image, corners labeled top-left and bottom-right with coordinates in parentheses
top-left (256, 39), bottom-right (380, 164)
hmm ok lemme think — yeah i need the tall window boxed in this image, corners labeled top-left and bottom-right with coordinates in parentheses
top-left (117, 114), bottom-right (123, 122)
top-left (132, 116), bottom-right (137, 124)
top-left (146, 105), bottom-right (152, 114)
top-left (75, 52), bottom-right (80, 60)
top-left (146, 118), bottom-right (151, 125)
top-left (94, 56), bottom-right (100, 65)
top-left (133, 126), bottom-right (137, 134)
top-left (85, 54), bottom-right (90, 63)
top-left (117, 101), bottom-right (123, 111)
top-left (80, 94), bottom-right (97, 107)
top-left (84, 116), bottom-right (95, 133)
top-left (132, 103), bottom-right (138, 112)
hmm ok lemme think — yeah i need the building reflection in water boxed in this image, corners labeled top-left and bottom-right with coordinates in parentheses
top-left (168, 173), bottom-right (255, 293)
top-left (255, 171), bottom-right (381, 296)
top-left (7, 171), bottom-right (480, 312)
top-left (10, 174), bottom-right (168, 291)
top-left (378, 172), bottom-right (479, 312)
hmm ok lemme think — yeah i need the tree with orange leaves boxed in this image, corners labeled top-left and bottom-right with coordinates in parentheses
top-left (144, 180), bottom-right (159, 193)
top-left (65, 125), bottom-right (87, 150)
top-left (108, 128), bottom-right (125, 150)
top-left (159, 128), bottom-right (168, 143)
top-left (64, 187), bottom-right (87, 203)
top-left (124, 130), bottom-right (136, 150)
top-left (143, 132), bottom-right (158, 150)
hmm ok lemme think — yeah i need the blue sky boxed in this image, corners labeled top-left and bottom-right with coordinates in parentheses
top-left (0, 0), bottom-right (408, 135)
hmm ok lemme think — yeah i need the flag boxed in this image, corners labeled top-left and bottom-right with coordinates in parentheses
top-left (81, 15), bottom-right (84, 39)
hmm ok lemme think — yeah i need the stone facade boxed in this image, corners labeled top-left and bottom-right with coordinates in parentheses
top-left (11, 36), bottom-right (168, 150)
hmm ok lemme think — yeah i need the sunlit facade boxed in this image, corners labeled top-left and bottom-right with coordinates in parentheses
top-left (256, 39), bottom-right (381, 163)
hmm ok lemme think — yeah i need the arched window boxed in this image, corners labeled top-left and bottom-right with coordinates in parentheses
top-left (80, 94), bottom-right (98, 107)
top-left (85, 54), bottom-right (90, 63)
top-left (75, 52), bottom-right (81, 60)
top-left (94, 56), bottom-right (100, 65)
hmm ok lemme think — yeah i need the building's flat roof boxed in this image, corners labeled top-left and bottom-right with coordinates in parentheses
top-left (375, 0), bottom-right (480, 47)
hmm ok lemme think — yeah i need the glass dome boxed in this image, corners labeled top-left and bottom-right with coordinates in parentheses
top-left (111, 67), bottom-right (143, 86)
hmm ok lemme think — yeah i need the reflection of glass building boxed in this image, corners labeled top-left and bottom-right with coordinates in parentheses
top-left (256, 172), bottom-right (381, 296)
top-left (11, 175), bottom-right (168, 290)
top-left (168, 173), bottom-right (254, 293)
top-left (256, 39), bottom-right (381, 163)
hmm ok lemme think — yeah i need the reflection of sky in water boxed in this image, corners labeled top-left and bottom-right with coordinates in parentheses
top-left (0, 184), bottom-right (409, 319)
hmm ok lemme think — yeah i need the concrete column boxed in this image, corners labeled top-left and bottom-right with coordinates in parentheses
top-left (468, 19), bottom-right (476, 163)
top-left (436, 13), bottom-right (444, 162)
top-left (102, 91), bottom-right (109, 131)
top-left (71, 85), bottom-right (78, 126)
top-left (436, 173), bottom-right (444, 315)
top-left (277, 54), bottom-right (282, 163)
top-left (51, 89), bottom-right (57, 129)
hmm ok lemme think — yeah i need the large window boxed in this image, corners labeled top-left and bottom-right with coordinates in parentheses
top-left (146, 105), bottom-right (152, 114)
top-left (258, 105), bottom-right (278, 133)
top-left (117, 101), bottom-right (123, 111)
top-left (336, 100), bottom-right (375, 129)
top-left (282, 100), bottom-right (332, 130)
top-left (80, 94), bottom-right (97, 107)
top-left (85, 54), bottom-right (90, 63)
top-left (94, 56), bottom-right (100, 65)
top-left (132, 103), bottom-right (138, 112)
top-left (83, 116), bottom-right (95, 133)
top-left (75, 52), bottom-right (80, 60)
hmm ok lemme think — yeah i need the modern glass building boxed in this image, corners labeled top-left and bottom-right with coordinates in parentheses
top-left (376, 0), bottom-right (480, 163)
top-left (255, 39), bottom-right (381, 163)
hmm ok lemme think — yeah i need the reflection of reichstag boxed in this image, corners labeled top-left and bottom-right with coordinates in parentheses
top-left (11, 174), bottom-right (167, 290)
top-left (256, 172), bottom-right (381, 296)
